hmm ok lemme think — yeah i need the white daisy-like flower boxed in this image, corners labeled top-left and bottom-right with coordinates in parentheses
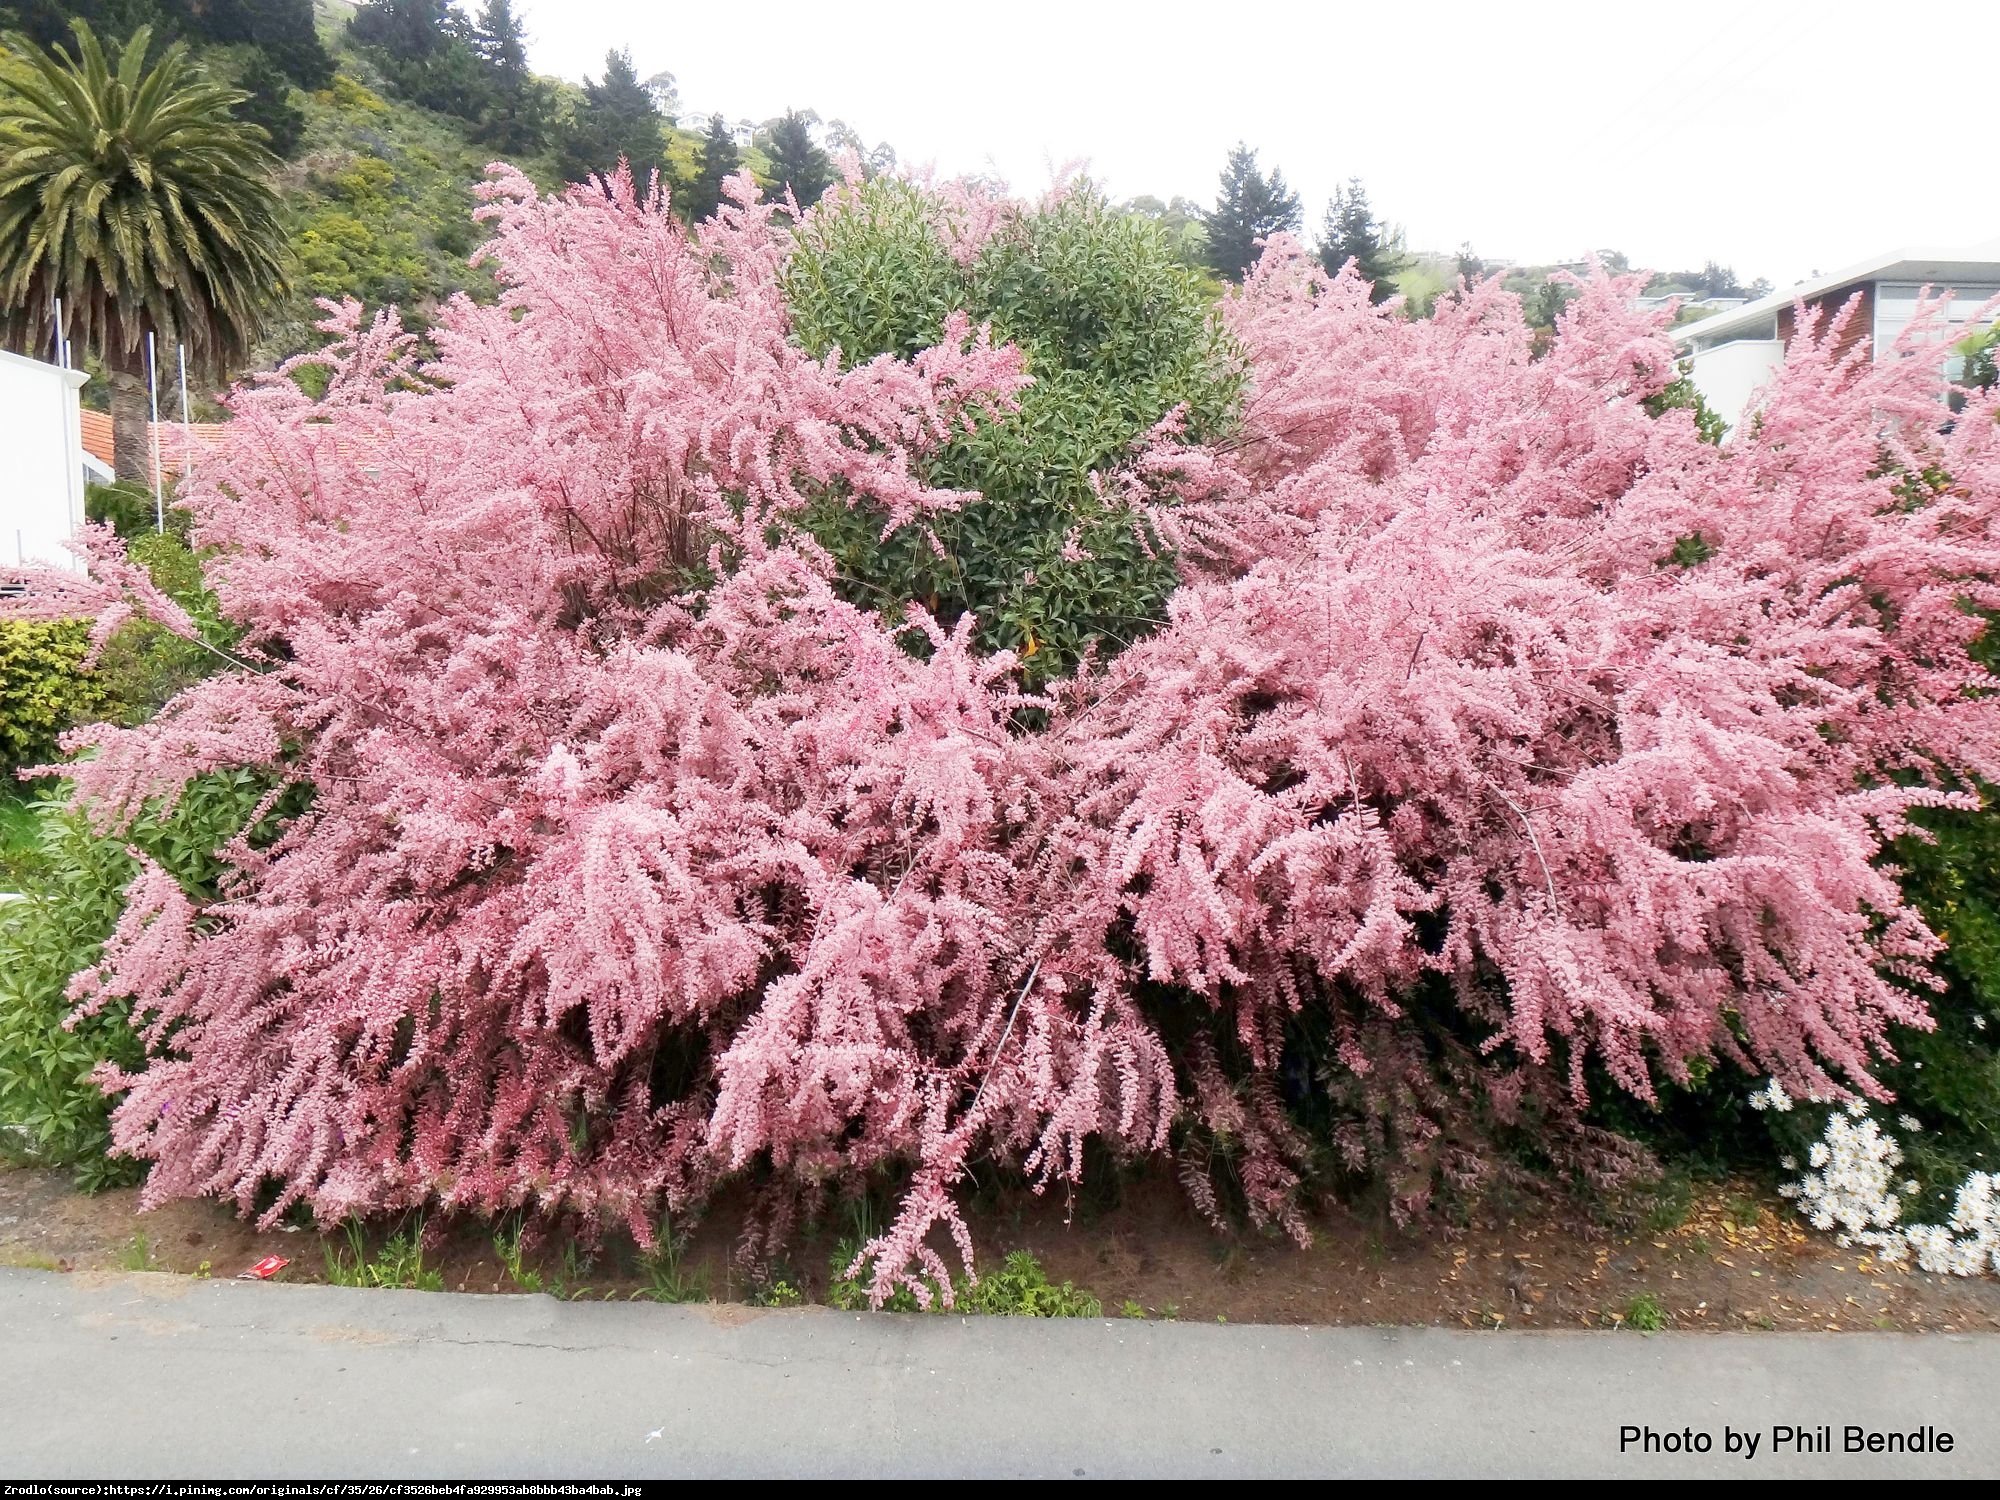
top-left (1899, 1114), bottom-right (1922, 1133)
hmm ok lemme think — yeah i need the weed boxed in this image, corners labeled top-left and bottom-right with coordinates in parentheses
top-left (492, 1214), bottom-right (543, 1294)
top-left (958, 1251), bottom-right (1102, 1318)
top-left (1642, 1172), bottom-right (1694, 1234)
top-left (1120, 1299), bottom-right (1146, 1319)
top-left (1726, 1195), bottom-right (1763, 1229)
top-left (633, 1215), bottom-right (702, 1305)
top-left (323, 1218), bottom-right (443, 1292)
top-left (1623, 1293), bottom-right (1666, 1332)
top-left (118, 1233), bottom-right (156, 1272)
top-left (754, 1279), bottom-right (803, 1308)
top-left (551, 1242), bottom-right (596, 1302)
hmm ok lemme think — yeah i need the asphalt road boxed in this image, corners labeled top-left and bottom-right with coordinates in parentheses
top-left (1, 1266), bottom-right (1993, 1478)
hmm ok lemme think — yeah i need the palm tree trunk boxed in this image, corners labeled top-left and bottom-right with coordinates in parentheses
top-left (108, 350), bottom-right (150, 486)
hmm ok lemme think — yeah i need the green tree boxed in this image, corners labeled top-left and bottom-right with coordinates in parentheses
top-left (249, 0), bottom-right (332, 90)
top-left (470, 0), bottom-right (543, 152)
top-left (1121, 194), bottom-right (1207, 270)
top-left (349, 0), bottom-right (491, 122)
top-left (760, 108), bottom-right (830, 207)
top-left (1202, 143), bottom-right (1299, 282)
top-left (0, 22), bottom-right (285, 481)
top-left (234, 48), bottom-right (304, 157)
top-left (556, 46), bottom-right (665, 194)
top-left (1315, 178), bottom-right (1403, 303)
top-left (683, 111), bottom-right (739, 222)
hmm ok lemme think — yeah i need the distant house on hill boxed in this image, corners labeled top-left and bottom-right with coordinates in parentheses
top-left (1673, 239), bottom-right (2000, 429)
top-left (0, 348), bottom-right (96, 573)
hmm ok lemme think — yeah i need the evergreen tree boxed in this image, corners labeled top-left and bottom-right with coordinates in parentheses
top-left (242, 0), bottom-right (331, 89)
top-left (471, 0), bottom-right (543, 153)
top-left (1316, 178), bottom-right (1403, 304)
top-left (348, 0), bottom-right (449, 60)
top-left (235, 49), bottom-right (305, 157)
top-left (683, 112), bottom-right (740, 222)
top-left (761, 108), bottom-right (830, 207)
top-left (349, 0), bottom-right (491, 122)
top-left (1202, 143), bottom-right (1299, 282)
top-left (556, 47), bottom-right (665, 194)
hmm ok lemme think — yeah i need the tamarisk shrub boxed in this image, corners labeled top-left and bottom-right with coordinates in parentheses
top-left (7, 171), bottom-right (2000, 1305)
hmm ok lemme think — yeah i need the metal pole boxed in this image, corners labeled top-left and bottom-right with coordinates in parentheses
top-left (52, 297), bottom-right (65, 368)
top-left (147, 331), bottom-right (164, 532)
top-left (178, 343), bottom-right (191, 483)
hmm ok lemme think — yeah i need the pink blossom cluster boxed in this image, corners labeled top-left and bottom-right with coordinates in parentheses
top-left (11, 172), bottom-right (2000, 1305)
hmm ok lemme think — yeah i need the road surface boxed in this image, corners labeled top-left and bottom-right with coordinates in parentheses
top-left (2, 1267), bottom-right (1992, 1478)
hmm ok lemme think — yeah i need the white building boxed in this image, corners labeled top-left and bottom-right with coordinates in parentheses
top-left (0, 347), bottom-right (96, 573)
top-left (1672, 239), bottom-right (2000, 431)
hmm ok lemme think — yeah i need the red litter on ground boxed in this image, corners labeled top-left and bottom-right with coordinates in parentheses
top-left (237, 1256), bottom-right (289, 1281)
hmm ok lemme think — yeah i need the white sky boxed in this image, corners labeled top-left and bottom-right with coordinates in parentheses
top-left (515, 0), bottom-right (1999, 288)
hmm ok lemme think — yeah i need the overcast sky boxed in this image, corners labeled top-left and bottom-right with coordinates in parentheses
top-left (514, 0), bottom-right (1998, 288)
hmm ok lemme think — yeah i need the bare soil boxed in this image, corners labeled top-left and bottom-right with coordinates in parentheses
top-left (6, 1163), bottom-right (1998, 1332)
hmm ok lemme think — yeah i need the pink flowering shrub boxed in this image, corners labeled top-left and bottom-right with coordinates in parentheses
top-left (9, 168), bottom-right (2000, 1304)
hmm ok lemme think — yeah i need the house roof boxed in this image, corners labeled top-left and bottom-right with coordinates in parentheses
top-left (1672, 237), bottom-right (2000, 348)
top-left (79, 410), bottom-right (230, 483)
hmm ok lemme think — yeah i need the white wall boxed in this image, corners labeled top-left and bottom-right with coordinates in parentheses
top-left (0, 348), bottom-right (89, 572)
top-left (1684, 338), bottom-right (1784, 435)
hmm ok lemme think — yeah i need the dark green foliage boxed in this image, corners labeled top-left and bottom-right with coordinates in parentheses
top-left (0, 770), bottom-right (287, 1184)
top-left (234, 48), bottom-right (304, 157)
top-left (760, 108), bottom-right (830, 207)
top-left (248, 0), bottom-right (332, 90)
top-left (786, 177), bottom-right (1243, 682)
top-left (555, 46), bottom-right (664, 193)
top-left (1, 1), bottom-right (333, 86)
top-left (1868, 788), bottom-right (2000, 1197)
top-left (468, 0), bottom-right (542, 153)
top-left (682, 112), bottom-right (739, 222)
top-left (1202, 142), bottom-right (1300, 282)
top-left (1316, 177), bottom-right (1403, 303)
top-left (347, 0), bottom-right (492, 124)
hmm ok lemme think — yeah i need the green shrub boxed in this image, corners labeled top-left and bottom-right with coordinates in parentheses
top-left (0, 621), bottom-right (108, 776)
top-left (0, 772), bottom-right (290, 1185)
top-left (786, 178), bottom-right (1243, 682)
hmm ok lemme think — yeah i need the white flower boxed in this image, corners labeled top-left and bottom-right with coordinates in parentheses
top-left (1749, 1079), bottom-right (1794, 1113)
top-left (1973, 1014), bottom-right (1987, 1031)
top-left (1899, 1114), bottom-right (1922, 1133)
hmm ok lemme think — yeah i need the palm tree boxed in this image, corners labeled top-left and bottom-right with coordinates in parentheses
top-left (0, 22), bottom-right (287, 481)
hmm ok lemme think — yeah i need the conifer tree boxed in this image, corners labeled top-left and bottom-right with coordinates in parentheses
top-left (556, 46), bottom-right (665, 194)
top-left (250, 0), bottom-right (332, 89)
top-left (471, 0), bottom-right (543, 153)
top-left (235, 49), bottom-right (305, 157)
top-left (683, 111), bottom-right (740, 222)
top-left (761, 108), bottom-right (831, 207)
top-left (1316, 177), bottom-right (1403, 303)
top-left (1202, 143), bottom-right (1300, 281)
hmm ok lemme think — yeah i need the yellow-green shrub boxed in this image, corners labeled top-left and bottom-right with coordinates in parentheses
top-left (0, 621), bottom-right (107, 775)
